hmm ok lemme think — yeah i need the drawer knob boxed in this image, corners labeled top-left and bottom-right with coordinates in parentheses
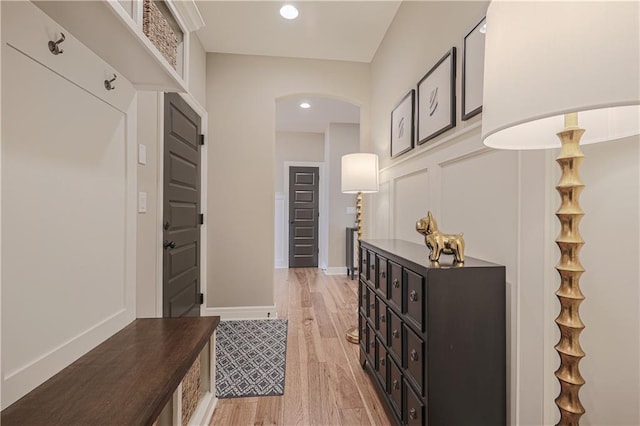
top-left (370, 342), bottom-right (375, 349)
top-left (380, 271), bottom-right (386, 278)
top-left (409, 408), bottom-right (417, 420)
top-left (393, 278), bottom-right (400, 288)
top-left (370, 264), bottom-right (375, 270)
top-left (392, 329), bottom-right (399, 339)
top-left (380, 314), bottom-right (386, 323)
top-left (410, 290), bottom-right (418, 302)
top-left (370, 303), bottom-right (375, 309)
top-left (410, 349), bottom-right (419, 362)
top-left (380, 358), bottom-right (386, 367)
top-left (392, 379), bottom-right (399, 390)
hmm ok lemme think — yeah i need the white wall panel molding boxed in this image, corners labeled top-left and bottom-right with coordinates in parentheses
top-left (392, 169), bottom-right (431, 243)
top-left (379, 121), bottom-right (481, 174)
top-left (436, 146), bottom-right (493, 168)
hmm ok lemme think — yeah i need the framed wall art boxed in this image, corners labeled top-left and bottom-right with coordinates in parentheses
top-left (462, 16), bottom-right (486, 120)
top-left (390, 89), bottom-right (415, 158)
top-left (417, 47), bottom-right (456, 145)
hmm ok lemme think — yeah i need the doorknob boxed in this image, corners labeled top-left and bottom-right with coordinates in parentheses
top-left (163, 240), bottom-right (176, 249)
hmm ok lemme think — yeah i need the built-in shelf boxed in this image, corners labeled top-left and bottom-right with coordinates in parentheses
top-left (34, 0), bottom-right (191, 92)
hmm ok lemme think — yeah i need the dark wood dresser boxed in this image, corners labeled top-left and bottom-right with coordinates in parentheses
top-left (358, 239), bottom-right (506, 426)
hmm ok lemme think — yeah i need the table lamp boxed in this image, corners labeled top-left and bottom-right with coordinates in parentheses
top-left (481, 2), bottom-right (639, 425)
top-left (341, 153), bottom-right (379, 344)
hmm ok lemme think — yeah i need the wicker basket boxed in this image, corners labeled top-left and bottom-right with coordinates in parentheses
top-left (142, 0), bottom-right (178, 69)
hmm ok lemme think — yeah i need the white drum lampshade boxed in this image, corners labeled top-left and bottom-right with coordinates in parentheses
top-left (341, 153), bottom-right (379, 194)
top-left (482, 1), bottom-right (640, 150)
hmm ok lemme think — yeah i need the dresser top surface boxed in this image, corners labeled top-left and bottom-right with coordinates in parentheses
top-left (361, 239), bottom-right (502, 270)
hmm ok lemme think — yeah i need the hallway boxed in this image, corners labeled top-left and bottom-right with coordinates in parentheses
top-left (210, 268), bottom-right (391, 425)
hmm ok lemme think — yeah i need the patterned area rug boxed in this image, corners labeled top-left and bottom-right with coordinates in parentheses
top-left (216, 319), bottom-right (288, 398)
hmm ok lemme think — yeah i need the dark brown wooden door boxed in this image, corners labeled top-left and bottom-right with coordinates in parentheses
top-left (163, 93), bottom-right (202, 317)
top-left (288, 166), bottom-right (319, 268)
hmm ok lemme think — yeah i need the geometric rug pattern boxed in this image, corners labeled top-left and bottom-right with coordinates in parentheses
top-left (216, 319), bottom-right (288, 398)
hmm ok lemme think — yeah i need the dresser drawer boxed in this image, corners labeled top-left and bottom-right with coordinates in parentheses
top-left (367, 250), bottom-right (376, 286)
top-left (359, 246), bottom-right (367, 281)
top-left (376, 254), bottom-right (388, 297)
top-left (404, 324), bottom-right (425, 395)
top-left (405, 268), bottom-right (425, 331)
top-left (388, 355), bottom-right (403, 421)
top-left (375, 337), bottom-right (388, 392)
top-left (405, 381), bottom-right (425, 426)
top-left (366, 322), bottom-right (375, 360)
top-left (366, 287), bottom-right (375, 319)
top-left (359, 313), bottom-right (367, 352)
top-left (389, 260), bottom-right (402, 310)
top-left (387, 309), bottom-right (403, 362)
top-left (375, 296), bottom-right (388, 339)
top-left (359, 280), bottom-right (367, 314)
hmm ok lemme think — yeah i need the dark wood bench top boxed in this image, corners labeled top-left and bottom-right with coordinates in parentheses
top-left (1, 317), bottom-right (220, 426)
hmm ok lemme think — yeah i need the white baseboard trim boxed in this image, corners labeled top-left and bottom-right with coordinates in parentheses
top-left (188, 391), bottom-right (217, 426)
top-left (203, 306), bottom-right (277, 320)
top-left (274, 261), bottom-right (287, 269)
top-left (324, 267), bottom-right (349, 276)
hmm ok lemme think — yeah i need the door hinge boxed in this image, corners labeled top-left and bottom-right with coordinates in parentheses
top-left (199, 213), bottom-right (204, 225)
top-left (199, 293), bottom-right (204, 305)
top-left (199, 134), bottom-right (205, 146)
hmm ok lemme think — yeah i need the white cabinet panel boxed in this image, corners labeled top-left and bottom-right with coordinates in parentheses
top-left (1, 2), bottom-right (136, 408)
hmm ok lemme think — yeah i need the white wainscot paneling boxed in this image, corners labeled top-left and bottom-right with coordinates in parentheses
top-left (440, 148), bottom-right (519, 424)
top-left (274, 193), bottom-right (286, 268)
top-left (440, 150), bottom-right (519, 273)
top-left (394, 169), bottom-right (430, 244)
top-left (370, 181), bottom-right (390, 239)
top-left (568, 136), bottom-right (639, 426)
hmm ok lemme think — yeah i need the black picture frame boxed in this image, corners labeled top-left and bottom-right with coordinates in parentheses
top-left (462, 16), bottom-right (486, 120)
top-left (390, 89), bottom-right (415, 158)
top-left (417, 47), bottom-right (456, 145)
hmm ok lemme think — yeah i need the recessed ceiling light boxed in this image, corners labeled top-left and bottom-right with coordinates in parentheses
top-left (280, 5), bottom-right (299, 20)
top-left (300, 102), bottom-right (311, 109)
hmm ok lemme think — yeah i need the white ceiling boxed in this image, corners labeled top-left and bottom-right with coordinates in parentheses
top-left (276, 97), bottom-right (360, 133)
top-left (195, 1), bottom-right (401, 63)
top-left (194, 1), bottom-right (398, 133)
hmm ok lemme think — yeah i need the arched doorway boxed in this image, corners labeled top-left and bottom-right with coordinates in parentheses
top-left (274, 95), bottom-right (361, 273)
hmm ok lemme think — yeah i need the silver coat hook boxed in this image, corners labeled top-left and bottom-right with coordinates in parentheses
top-left (104, 74), bottom-right (117, 91)
top-left (48, 33), bottom-right (65, 55)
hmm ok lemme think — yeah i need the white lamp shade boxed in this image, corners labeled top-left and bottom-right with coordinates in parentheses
top-left (482, 1), bottom-right (640, 149)
top-left (341, 153), bottom-right (379, 193)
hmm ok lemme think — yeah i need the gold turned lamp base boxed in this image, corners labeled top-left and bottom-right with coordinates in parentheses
top-left (345, 192), bottom-right (364, 345)
top-left (346, 326), bottom-right (359, 344)
top-left (554, 113), bottom-right (586, 425)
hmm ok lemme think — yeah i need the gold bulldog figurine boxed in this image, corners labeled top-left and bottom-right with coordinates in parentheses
top-left (416, 211), bottom-right (465, 263)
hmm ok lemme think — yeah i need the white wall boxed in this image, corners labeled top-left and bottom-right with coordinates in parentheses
top-left (324, 123), bottom-right (359, 271)
top-left (136, 92), bottom-right (162, 318)
top-left (367, 2), bottom-right (640, 426)
top-left (275, 131), bottom-right (324, 194)
top-left (205, 53), bottom-right (369, 309)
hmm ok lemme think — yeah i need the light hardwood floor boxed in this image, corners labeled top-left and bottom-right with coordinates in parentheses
top-left (210, 268), bottom-right (392, 425)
